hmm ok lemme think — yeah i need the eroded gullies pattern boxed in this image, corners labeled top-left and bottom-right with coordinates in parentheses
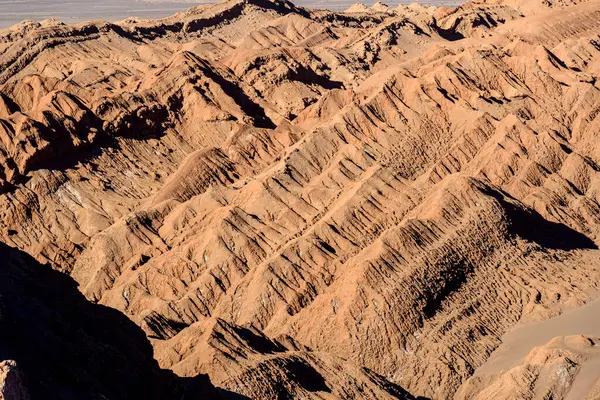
top-left (2, 0), bottom-right (600, 398)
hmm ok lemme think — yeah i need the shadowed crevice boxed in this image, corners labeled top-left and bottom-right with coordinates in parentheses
top-left (0, 241), bottom-right (219, 399)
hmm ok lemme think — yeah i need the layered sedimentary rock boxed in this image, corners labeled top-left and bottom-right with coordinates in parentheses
top-left (2, 0), bottom-right (600, 398)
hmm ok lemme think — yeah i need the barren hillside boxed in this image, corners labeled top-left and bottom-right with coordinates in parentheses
top-left (2, 0), bottom-right (600, 398)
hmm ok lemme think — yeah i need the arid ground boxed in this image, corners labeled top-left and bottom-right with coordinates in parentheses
top-left (1, 0), bottom-right (600, 398)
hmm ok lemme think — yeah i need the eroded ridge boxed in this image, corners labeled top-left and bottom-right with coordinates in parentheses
top-left (2, 0), bottom-right (600, 398)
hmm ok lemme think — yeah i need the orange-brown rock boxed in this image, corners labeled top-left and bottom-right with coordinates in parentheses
top-left (3, 0), bottom-right (600, 398)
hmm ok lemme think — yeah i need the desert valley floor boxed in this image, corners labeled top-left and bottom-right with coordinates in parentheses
top-left (2, 0), bottom-right (600, 398)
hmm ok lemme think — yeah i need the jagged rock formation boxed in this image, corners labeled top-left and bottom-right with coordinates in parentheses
top-left (2, 0), bottom-right (600, 398)
top-left (0, 361), bottom-right (29, 400)
top-left (0, 241), bottom-right (218, 399)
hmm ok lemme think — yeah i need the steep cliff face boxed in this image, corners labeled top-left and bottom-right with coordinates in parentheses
top-left (2, 0), bottom-right (600, 398)
top-left (0, 242), bottom-right (218, 399)
top-left (0, 361), bottom-right (29, 400)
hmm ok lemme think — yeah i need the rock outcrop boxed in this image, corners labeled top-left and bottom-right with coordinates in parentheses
top-left (0, 361), bottom-right (29, 400)
top-left (2, 0), bottom-right (600, 398)
top-left (0, 241), bottom-right (217, 399)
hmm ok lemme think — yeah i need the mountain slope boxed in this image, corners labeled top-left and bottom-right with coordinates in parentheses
top-left (2, 0), bottom-right (600, 398)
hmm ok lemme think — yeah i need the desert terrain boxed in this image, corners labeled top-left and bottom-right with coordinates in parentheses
top-left (1, 0), bottom-right (600, 398)
top-left (0, 0), bottom-right (460, 30)
top-left (0, 0), bottom-right (200, 30)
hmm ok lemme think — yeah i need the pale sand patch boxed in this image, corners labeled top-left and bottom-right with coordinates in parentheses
top-left (565, 356), bottom-right (600, 400)
top-left (477, 296), bottom-right (600, 376)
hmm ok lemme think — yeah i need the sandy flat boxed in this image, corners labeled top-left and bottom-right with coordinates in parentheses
top-left (565, 356), bottom-right (600, 400)
top-left (477, 296), bottom-right (600, 376)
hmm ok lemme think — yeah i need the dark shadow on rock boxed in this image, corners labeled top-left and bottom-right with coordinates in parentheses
top-left (16, 95), bottom-right (113, 177)
top-left (215, 388), bottom-right (253, 400)
top-left (361, 368), bottom-right (421, 399)
top-left (416, 180), bottom-right (597, 324)
top-left (480, 185), bottom-right (599, 251)
top-left (144, 310), bottom-right (190, 340)
top-left (272, 357), bottom-right (331, 396)
top-left (292, 64), bottom-right (344, 91)
top-left (231, 324), bottom-right (288, 354)
top-left (506, 203), bottom-right (598, 250)
top-left (0, 242), bottom-right (219, 399)
top-left (191, 55), bottom-right (276, 129)
top-left (431, 19), bottom-right (465, 42)
top-left (37, 134), bottom-right (121, 175)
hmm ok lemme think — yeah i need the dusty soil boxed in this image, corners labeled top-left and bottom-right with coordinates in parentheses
top-left (2, 0), bottom-right (600, 398)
